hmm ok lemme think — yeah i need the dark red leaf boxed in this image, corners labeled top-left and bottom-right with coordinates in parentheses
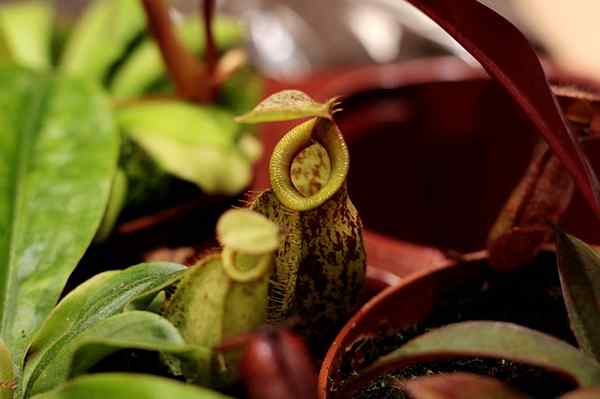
top-left (400, 0), bottom-right (600, 217)
top-left (399, 372), bottom-right (528, 399)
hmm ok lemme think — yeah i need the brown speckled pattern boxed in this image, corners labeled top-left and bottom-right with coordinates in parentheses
top-left (250, 184), bottom-right (366, 344)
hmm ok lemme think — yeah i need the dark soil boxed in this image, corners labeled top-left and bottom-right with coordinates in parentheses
top-left (340, 252), bottom-right (577, 398)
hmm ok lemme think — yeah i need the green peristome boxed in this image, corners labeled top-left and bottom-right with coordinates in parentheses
top-left (0, 1), bottom-right (53, 70)
top-left (555, 230), bottom-right (600, 361)
top-left (117, 100), bottom-right (254, 195)
top-left (0, 65), bottom-right (119, 372)
top-left (401, 373), bottom-right (529, 399)
top-left (59, 0), bottom-right (146, 82)
top-left (110, 16), bottom-right (244, 99)
top-left (29, 373), bottom-right (232, 399)
top-left (366, 322), bottom-right (600, 389)
top-left (22, 262), bottom-right (186, 397)
top-left (235, 90), bottom-right (339, 124)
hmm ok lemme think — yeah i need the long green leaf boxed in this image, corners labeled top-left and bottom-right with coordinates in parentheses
top-left (352, 322), bottom-right (600, 393)
top-left (401, 373), bottom-right (529, 399)
top-left (27, 311), bottom-right (210, 396)
top-left (117, 101), bottom-right (252, 194)
top-left (110, 17), bottom-right (243, 99)
top-left (555, 230), bottom-right (600, 361)
top-left (59, 0), bottom-right (145, 82)
top-left (0, 1), bottom-right (52, 69)
top-left (22, 262), bottom-right (185, 396)
top-left (30, 373), bottom-right (232, 399)
top-left (0, 65), bottom-right (119, 368)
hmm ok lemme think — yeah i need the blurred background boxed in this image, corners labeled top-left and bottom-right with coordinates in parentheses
top-left (13, 0), bottom-right (597, 82)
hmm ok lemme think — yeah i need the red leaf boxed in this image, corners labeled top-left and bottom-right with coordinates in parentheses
top-left (400, 372), bottom-right (528, 399)
top-left (400, 0), bottom-right (600, 217)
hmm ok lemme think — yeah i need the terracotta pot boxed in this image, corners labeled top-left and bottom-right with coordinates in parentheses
top-left (258, 56), bottom-right (600, 278)
top-left (318, 250), bottom-right (579, 398)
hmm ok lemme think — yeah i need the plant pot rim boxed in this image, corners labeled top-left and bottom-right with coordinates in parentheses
top-left (320, 249), bottom-right (571, 398)
top-left (316, 56), bottom-right (486, 101)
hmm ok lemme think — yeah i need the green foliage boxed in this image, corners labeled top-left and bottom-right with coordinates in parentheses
top-left (95, 168), bottom-right (128, 242)
top-left (30, 373), bottom-right (233, 399)
top-left (59, 0), bottom-right (146, 82)
top-left (22, 262), bottom-right (186, 396)
top-left (110, 16), bottom-right (244, 99)
top-left (117, 101), bottom-right (253, 195)
top-left (0, 1), bottom-right (52, 70)
top-left (0, 66), bottom-right (119, 370)
top-left (555, 229), bottom-right (600, 361)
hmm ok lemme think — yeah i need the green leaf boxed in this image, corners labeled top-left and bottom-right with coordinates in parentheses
top-left (110, 16), bottom-right (244, 98)
top-left (218, 68), bottom-right (263, 115)
top-left (117, 101), bottom-right (252, 194)
top-left (362, 322), bottom-right (600, 389)
top-left (234, 90), bottom-right (339, 124)
top-left (26, 311), bottom-right (210, 396)
top-left (401, 373), bottom-right (529, 399)
top-left (0, 339), bottom-right (15, 399)
top-left (0, 1), bottom-right (52, 69)
top-left (59, 0), bottom-right (145, 82)
top-left (0, 66), bottom-right (119, 369)
top-left (216, 209), bottom-right (279, 254)
top-left (555, 230), bottom-right (600, 361)
top-left (30, 373), bottom-right (233, 399)
top-left (22, 262), bottom-right (186, 396)
top-left (561, 388), bottom-right (600, 398)
top-left (94, 168), bottom-right (128, 242)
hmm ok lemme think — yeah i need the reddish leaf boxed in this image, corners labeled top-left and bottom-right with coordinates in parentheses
top-left (399, 373), bottom-right (528, 399)
top-left (400, 0), bottom-right (600, 217)
top-left (561, 388), bottom-right (600, 399)
top-left (338, 322), bottom-right (600, 398)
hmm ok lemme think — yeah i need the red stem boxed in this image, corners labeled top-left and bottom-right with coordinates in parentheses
top-left (141, 0), bottom-right (210, 102)
top-left (203, 0), bottom-right (217, 79)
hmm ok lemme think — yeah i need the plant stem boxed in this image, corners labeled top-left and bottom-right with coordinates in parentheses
top-left (202, 0), bottom-right (217, 79)
top-left (141, 0), bottom-right (210, 102)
